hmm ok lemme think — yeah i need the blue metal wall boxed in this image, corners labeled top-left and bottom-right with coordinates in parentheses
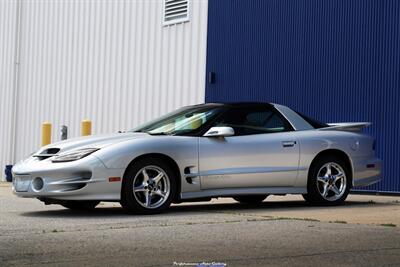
top-left (205, 0), bottom-right (400, 193)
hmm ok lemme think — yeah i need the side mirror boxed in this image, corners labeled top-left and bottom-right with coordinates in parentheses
top-left (203, 126), bottom-right (234, 137)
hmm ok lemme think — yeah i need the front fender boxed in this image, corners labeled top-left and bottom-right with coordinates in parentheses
top-left (94, 136), bottom-right (200, 193)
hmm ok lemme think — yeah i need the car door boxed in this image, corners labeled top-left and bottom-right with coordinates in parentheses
top-left (199, 105), bottom-right (300, 189)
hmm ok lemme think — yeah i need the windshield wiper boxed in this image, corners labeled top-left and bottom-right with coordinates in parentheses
top-left (146, 132), bottom-right (171, 136)
top-left (133, 130), bottom-right (172, 135)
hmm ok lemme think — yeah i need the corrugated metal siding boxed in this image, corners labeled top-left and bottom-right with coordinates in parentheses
top-left (205, 0), bottom-right (400, 193)
top-left (0, 1), bottom-right (18, 178)
top-left (0, 0), bottom-right (208, 173)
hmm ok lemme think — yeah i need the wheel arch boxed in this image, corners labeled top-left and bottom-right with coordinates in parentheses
top-left (309, 149), bottom-right (354, 184)
top-left (121, 153), bottom-right (182, 201)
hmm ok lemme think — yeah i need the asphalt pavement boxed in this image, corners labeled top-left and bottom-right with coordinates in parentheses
top-left (0, 183), bottom-right (399, 267)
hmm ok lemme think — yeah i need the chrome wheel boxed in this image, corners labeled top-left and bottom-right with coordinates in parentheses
top-left (316, 162), bottom-right (347, 201)
top-left (133, 165), bottom-right (170, 209)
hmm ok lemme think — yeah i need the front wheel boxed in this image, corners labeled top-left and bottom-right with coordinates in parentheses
top-left (303, 156), bottom-right (351, 205)
top-left (121, 158), bottom-right (177, 215)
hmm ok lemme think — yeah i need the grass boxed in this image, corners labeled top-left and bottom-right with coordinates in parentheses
top-left (51, 229), bottom-right (64, 233)
top-left (329, 220), bottom-right (347, 224)
top-left (246, 218), bottom-right (272, 222)
top-left (224, 220), bottom-right (242, 224)
top-left (380, 223), bottom-right (396, 227)
top-left (272, 217), bottom-right (320, 222)
top-left (40, 229), bottom-right (64, 234)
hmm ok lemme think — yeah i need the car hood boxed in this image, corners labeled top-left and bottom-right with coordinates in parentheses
top-left (38, 132), bottom-right (150, 154)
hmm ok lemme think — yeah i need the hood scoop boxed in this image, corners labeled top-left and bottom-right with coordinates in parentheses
top-left (33, 148), bottom-right (60, 160)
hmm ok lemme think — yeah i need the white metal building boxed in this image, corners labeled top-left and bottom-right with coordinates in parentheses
top-left (0, 0), bottom-right (208, 179)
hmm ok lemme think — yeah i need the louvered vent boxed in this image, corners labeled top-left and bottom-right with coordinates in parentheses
top-left (163, 0), bottom-right (190, 26)
top-left (33, 148), bottom-right (60, 160)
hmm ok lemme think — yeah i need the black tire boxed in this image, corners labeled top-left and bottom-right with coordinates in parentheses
top-left (233, 195), bottom-right (268, 204)
top-left (120, 157), bottom-right (177, 215)
top-left (61, 201), bottom-right (100, 210)
top-left (302, 155), bottom-right (351, 206)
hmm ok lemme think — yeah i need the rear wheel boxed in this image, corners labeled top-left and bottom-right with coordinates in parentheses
top-left (61, 201), bottom-right (100, 210)
top-left (303, 156), bottom-right (351, 205)
top-left (233, 195), bottom-right (268, 204)
top-left (121, 158), bottom-right (177, 214)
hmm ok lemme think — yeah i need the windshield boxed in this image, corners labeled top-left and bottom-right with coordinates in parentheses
top-left (130, 105), bottom-right (223, 136)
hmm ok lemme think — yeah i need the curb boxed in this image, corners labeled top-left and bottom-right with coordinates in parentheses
top-left (0, 182), bottom-right (11, 187)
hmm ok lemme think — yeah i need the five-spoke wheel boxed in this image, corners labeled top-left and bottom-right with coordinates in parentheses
top-left (303, 156), bottom-right (351, 205)
top-left (316, 162), bottom-right (347, 201)
top-left (133, 166), bottom-right (170, 209)
top-left (121, 158), bottom-right (177, 214)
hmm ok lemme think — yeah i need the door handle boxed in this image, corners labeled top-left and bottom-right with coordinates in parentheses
top-left (282, 141), bottom-right (296, 148)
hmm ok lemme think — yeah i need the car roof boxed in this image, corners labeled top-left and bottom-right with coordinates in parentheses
top-left (193, 102), bottom-right (315, 131)
top-left (195, 102), bottom-right (274, 108)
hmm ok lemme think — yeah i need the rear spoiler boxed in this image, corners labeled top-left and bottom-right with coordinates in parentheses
top-left (318, 122), bottom-right (371, 132)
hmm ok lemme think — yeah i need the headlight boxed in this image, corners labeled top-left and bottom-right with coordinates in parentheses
top-left (52, 148), bottom-right (99, 162)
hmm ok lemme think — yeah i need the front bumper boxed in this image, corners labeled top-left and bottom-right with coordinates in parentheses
top-left (352, 156), bottom-right (382, 187)
top-left (12, 155), bottom-right (124, 201)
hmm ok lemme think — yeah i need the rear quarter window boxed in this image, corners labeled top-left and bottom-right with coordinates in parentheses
top-left (295, 111), bottom-right (328, 129)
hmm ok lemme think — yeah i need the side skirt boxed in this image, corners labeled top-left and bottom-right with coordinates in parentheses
top-left (181, 187), bottom-right (307, 200)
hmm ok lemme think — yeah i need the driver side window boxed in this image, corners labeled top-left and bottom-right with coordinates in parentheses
top-left (213, 106), bottom-right (291, 136)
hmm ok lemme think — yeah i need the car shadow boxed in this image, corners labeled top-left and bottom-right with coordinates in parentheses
top-left (19, 199), bottom-right (393, 218)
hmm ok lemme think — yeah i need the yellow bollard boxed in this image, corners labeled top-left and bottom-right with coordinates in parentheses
top-left (81, 119), bottom-right (92, 136)
top-left (41, 122), bottom-right (52, 146)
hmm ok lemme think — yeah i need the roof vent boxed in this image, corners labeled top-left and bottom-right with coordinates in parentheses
top-left (163, 0), bottom-right (190, 26)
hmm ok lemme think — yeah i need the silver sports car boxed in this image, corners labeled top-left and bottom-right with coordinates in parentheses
top-left (12, 103), bottom-right (381, 214)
